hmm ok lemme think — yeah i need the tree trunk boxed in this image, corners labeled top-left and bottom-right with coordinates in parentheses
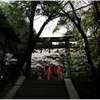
top-left (63, 8), bottom-right (96, 77)
top-left (10, 2), bottom-right (37, 81)
top-left (95, 64), bottom-right (100, 98)
top-left (10, 10), bottom-right (55, 82)
top-left (94, 1), bottom-right (100, 98)
top-left (25, 53), bottom-right (32, 79)
top-left (67, 14), bottom-right (96, 77)
top-left (9, 1), bottom-right (62, 81)
top-left (77, 25), bottom-right (96, 77)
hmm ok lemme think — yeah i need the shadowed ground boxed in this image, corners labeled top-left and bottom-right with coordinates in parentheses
top-left (13, 79), bottom-right (69, 99)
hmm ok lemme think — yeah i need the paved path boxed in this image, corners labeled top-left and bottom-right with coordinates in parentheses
top-left (13, 79), bottom-right (69, 99)
top-left (4, 76), bottom-right (79, 99)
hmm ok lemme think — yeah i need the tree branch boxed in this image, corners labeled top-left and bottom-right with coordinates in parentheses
top-left (62, 3), bottom-right (96, 77)
top-left (68, 1), bottom-right (81, 25)
top-left (67, 3), bottom-right (93, 14)
top-left (94, 1), bottom-right (100, 20)
top-left (62, 10), bottom-right (78, 27)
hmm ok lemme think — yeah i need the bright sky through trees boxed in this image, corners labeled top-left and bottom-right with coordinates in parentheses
top-left (1, 0), bottom-right (66, 37)
top-left (1, 0), bottom-right (90, 37)
top-left (34, 16), bottom-right (66, 37)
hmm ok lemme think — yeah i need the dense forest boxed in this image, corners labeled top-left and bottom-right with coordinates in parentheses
top-left (0, 0), bottom-right (100, 99)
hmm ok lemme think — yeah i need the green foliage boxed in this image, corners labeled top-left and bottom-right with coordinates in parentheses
top-left (38, 1), bottom-right (100, 79)
top-left (0, 1), bottom-right (30, 37)
top-left (42, 1), bottom-right (63, 17)
top-left (88, 37), bottom-right (100, 68)
top-left (1, 0), bottom-right (100, 80)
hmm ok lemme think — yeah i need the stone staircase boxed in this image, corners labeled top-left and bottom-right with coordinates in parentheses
top-left (13, 79), bottom-right (69, 99)
top-left (4, 76), bottom-right (79, 99)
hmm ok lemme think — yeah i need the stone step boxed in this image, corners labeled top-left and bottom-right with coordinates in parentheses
top-left (13, 79), bottom-right (69, 99)
top-left (4, 76), bottom-right (79, 99)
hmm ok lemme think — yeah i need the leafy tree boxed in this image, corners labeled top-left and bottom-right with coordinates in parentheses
top-left (93, 1), bottom-right (100, 98)
top-left (6, 1), bottom-right (65, 81)
top-left (0, 1), bottom-right (30, 37)
top-left (53, 1), bottom-right (100, 97)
